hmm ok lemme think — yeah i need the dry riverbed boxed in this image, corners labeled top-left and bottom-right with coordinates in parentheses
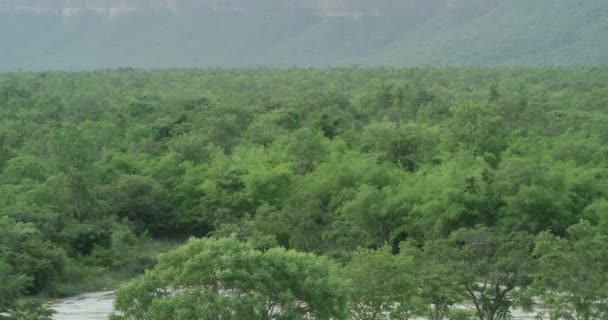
top-left (52, 291), bottom-right (115, 320)
top-left (51, 291), bottom-right (541, 320)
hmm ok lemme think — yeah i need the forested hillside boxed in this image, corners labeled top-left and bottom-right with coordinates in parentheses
top-left (2, 68), bottom-right (608, 318)
top-left (2, 0), bottom-right (608, 69)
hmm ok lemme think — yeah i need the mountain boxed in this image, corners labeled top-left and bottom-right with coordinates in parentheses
top-left (1, 0), bottom-right (607, 70)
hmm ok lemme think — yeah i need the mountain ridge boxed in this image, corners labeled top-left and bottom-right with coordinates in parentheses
top-left (1, 0), bottom-right (606, 70)
top-left (0, 1), bottom-right (498, 17)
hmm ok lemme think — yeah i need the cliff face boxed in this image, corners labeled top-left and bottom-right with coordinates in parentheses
top-left (0, 0), bottom-right (501, 17)
top-left (0, 0), bottom-right (175, 16)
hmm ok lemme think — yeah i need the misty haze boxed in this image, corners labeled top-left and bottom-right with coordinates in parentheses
top-left (2, 0), bottom-right (607, 69)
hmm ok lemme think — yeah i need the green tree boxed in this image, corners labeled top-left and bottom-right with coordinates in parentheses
top-left (0, 262), bottom-right (30, 318)
top-left (111, 237), bottom-right (348, 320)
top-left (47, 124), bottom-right (98, 171)
top-left (446, 102), bottom-right (507, 158)
top-left (488, 83), bottom-right (500, 102)
top-left (444, 228), bottom-right (535, 320)
top-left (533, 220), bottom-right (608, 320)
top-left (0, 216), bottom-right (66, 294)
top-left (359, 121), bottom-right (440, 171)
top-left (102, 175), bottom-right (172, 233)
top-left (407, 240), bottom-right (464, 320)
top-left (244, 164), bottom-right (294, 207)
top-left (344, 246), bottom-right (421, 320)
top-left (0, 262), bottom-right (55, 319)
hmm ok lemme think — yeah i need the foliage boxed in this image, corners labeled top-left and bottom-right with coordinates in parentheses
top-left (0, 217), bottom-right (66, 294)
top-left (406, 240), bottom-right (464, 320)
top-left (436, 227), bottom-right (536, 320)
top-left (111, 237), bottom-right (348, 320)
top-left (533, 220), bottom-right (608, 320)
top-left (0, 217), bottom-right (59, 319)
top-left (100, 175), bottom-right (172, 234)
top-left (344, 246), bottom-right (421, 320)
top-left (2, 68), bottom-right (608, 316)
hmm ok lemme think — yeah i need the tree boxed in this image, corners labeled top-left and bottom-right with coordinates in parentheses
top-left (359, 121), bottom-right (440, 171)
top-left (533, 220), bottom-right (608, 320)
top-left (0, 216), bottom-right (66, 294)
top-left (442, 227), bottom-right (536, 320)
top-left (47, 171), bottom-right (98, 220)
top-left (47, 124), bottom-right (98, 172)
top-left (103, 175), bottom-right (172, 233)
top-left (407, 240), bottom-right (464, 320)
top-left (488, 83), bottom-right (500, 102)
top-left (111, 237), bottom-right (348, 320)
top-left (0, 156), bottom-right (49, 185)
top-left (446, 102), bottom-right (507, 158)
top-left (281, 128), bottom-right (330, 175)
top-left (344, 246), bottom-right (422, 320)
top-left (0, 217), bottom-right (60, 319)
top-left (0, 262), bottom-right (30, 318)
top-left (244, 165), bottom-right (294, 207)
top-left (338, 185), bottom-right (392, 248)
top-left (0, 265), bottom-right (54, 319)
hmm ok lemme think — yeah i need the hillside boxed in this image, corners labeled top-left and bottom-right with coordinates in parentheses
top-left (1, 0), bottom-right (607, 69)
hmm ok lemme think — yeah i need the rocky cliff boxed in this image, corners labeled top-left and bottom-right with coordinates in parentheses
top-left (0, 0), bottom-right (502, 17)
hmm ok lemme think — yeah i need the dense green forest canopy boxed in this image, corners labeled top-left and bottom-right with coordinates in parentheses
top-left (2, 67), bottom-right (608, 318)
top-left (2, 0), bottom-right (608, 70)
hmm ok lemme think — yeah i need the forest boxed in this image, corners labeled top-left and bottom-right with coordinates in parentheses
top-left (1, 67), bottom-right (608, 319)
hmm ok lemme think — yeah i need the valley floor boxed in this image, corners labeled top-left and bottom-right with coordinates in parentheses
top-left (52, 291), bottom-right (114, 320)
top-left (51, 291), bottom-right (543, 320)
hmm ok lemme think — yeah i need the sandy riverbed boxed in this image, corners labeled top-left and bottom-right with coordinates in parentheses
top-left (51, 291), bottom-right (541, 320)
top-left (52, 291), bottom-right (115, 320)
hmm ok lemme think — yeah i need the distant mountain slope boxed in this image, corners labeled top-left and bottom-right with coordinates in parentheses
top-left (1, 0), bottom-right (607, 70)
top-left (370, 0), bottom-right (608, 66)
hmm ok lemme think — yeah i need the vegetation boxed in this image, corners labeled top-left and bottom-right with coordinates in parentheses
top-left (111, 237), bottom-right (348, 320)
top-left (443, 228), bottom-right (536, 320)
top-left (533, 221), bottom-right (608, 320)
top-left (2, 67), bottom-right (608, 318)
top-left (344, 247), bottom-right (420, 320)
